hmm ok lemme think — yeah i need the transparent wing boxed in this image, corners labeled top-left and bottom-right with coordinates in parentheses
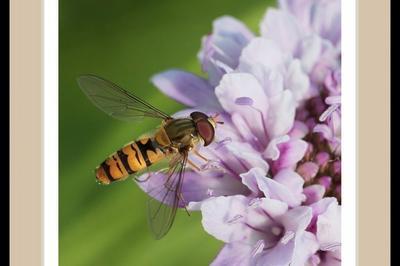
top-left (146, 152), bottom-right (188, 239)
top-left (77, 74), bottom-right (172, 121)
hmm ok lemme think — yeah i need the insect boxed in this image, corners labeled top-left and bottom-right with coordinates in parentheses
top-left (77, 74), bottom-right (222, 239)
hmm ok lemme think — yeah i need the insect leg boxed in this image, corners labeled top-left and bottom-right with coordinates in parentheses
top-left (187, 159), bottom-right (201, 171)
top-left (192, 149), bottom-right (209, 162)
top-left (134, 172), bottom-right (152, 183)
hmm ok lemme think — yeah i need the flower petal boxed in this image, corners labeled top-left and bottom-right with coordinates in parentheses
top-left (216, 73), bottom-right (268, 115)
top-left (136, 170), bottom-right (247, 208)
top-left (279, 0), bottom-right (314, 33)
top-left (211, 243), bottom-right (253, 266)
top-left (212, 115), bottom-right (243, 143)
top-left (215, 73), bottom-right (269, 146)
top-left (211, 16), bottom-right (254, 67)
top-left (224, 142), bottom-right (269, 173)
top-left (321, 248), bottom-right (342, 266)
top-left (257, 236), bottom-right (295, 266)
top-left (202, 143), bottom-right (246, 176)
top-left (279, 0), bottom-right (341, 45)
top-left (263, 135), bottom-right (290, 160)
top-left (245, 168), bottom-right (305, 207)
top-left (273, 169), bottom-right (306, 199)
top-left (260, 8), bottom-right (302, 55)
top-left (201, 195), bottom-right (263, 244)
top-left (272, 139), bottom-right (308, 171)
top-left (267, 89), bottom-right (296, 138)
top-left (240, 167), bottom-right (266, 195)
top-left (151, 69), bottom-right (219, 108)
top-left (316, 200), bottom-right (341, 250)
top-left (291, 231), bottom-right (319, 266)
top-left (259, 197), bottom-right (289, 218)
top-left (201, 195), bottom-right (246, 243)
top-left (264, 70), bottom-right (285, 97)
top-left (204, 140), bottom-right (269, 178)
top-left (285, 59), bottom-right (310, 102)
top-left (299, 35), bottom-right (339, 84)
top-left (280, 206), bottom-right (312, 232)
top-left (211, 16), bottom-right (254, 41)
top-left (259, 178), bottom-right (304, 208)
top-left (299, 34), bottom-right (323, 74)
top-left (310, 0), bottom-right (341, 45)
top-left (199, 16), bottom-right (254, 86)
top-left (238, 37), bottom-right (286, 75)
top-left (230, 112), bottom-right (260, 148)
top-left (310, 197), bottom-right (337, 216)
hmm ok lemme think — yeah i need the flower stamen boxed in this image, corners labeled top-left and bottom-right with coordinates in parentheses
top-left (280, 231), bottom-right (295, 244)
top-left (251, 240), bottom-right (265, 258)
top-left (226, 214), bottom-right (244, 224)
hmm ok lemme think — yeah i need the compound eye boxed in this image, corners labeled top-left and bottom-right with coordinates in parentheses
top-left (196, 120), bottom-right (215, 146)
top-left (190, 111), bottom-right (209, 122)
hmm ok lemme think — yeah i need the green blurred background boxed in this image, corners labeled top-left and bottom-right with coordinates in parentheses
top-left (60, 0), bottom-right (274, 265)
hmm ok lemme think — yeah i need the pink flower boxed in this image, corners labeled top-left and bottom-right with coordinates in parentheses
top-left (138, 0), bottom-right (341, 264)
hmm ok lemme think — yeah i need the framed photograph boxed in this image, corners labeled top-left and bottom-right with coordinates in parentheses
top-left (10, 0), bottom-right (390, 265)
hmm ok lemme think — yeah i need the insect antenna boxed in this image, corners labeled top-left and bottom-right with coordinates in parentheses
top-left (211, 113), bottom-right (224, 124)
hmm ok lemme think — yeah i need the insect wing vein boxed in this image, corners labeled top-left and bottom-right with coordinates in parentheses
top-left (77, 74), bottom-right (172, 121)
top-left (146, 153), bottom-right (188, 239)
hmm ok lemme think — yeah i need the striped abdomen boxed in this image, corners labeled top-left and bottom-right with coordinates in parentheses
top-left (96, 137), bottom-right (167, 185)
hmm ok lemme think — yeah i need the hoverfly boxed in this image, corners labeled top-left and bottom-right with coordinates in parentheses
top-left (77, 74), bottom-right (222, 239)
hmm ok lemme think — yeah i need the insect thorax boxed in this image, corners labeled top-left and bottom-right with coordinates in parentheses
top-left (163, 118), bottom-right (200, 149)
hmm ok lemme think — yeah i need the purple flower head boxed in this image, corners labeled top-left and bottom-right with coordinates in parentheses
top-left (138, 0), bottom-right (341, 264)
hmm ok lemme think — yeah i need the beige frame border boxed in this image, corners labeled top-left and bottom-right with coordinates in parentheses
top-left (10, 0), bottom-right (42, 265)
top-left (9, 0), bottom-right (390, 265)
top-left (358, 0), bottom-right (390, 265)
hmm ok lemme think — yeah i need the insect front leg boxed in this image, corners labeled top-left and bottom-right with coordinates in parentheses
top-left (187, 138), bottom-right (209, 162)
top-left (192, 149), bottom-right (209, 162)
top-left (187, 159), bottom-right (201, 171)
top-left (168, 149), bottom-right (181, 167)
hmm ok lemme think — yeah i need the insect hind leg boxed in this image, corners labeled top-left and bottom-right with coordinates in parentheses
top-left (134, 175), bottom-right (151, 183)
